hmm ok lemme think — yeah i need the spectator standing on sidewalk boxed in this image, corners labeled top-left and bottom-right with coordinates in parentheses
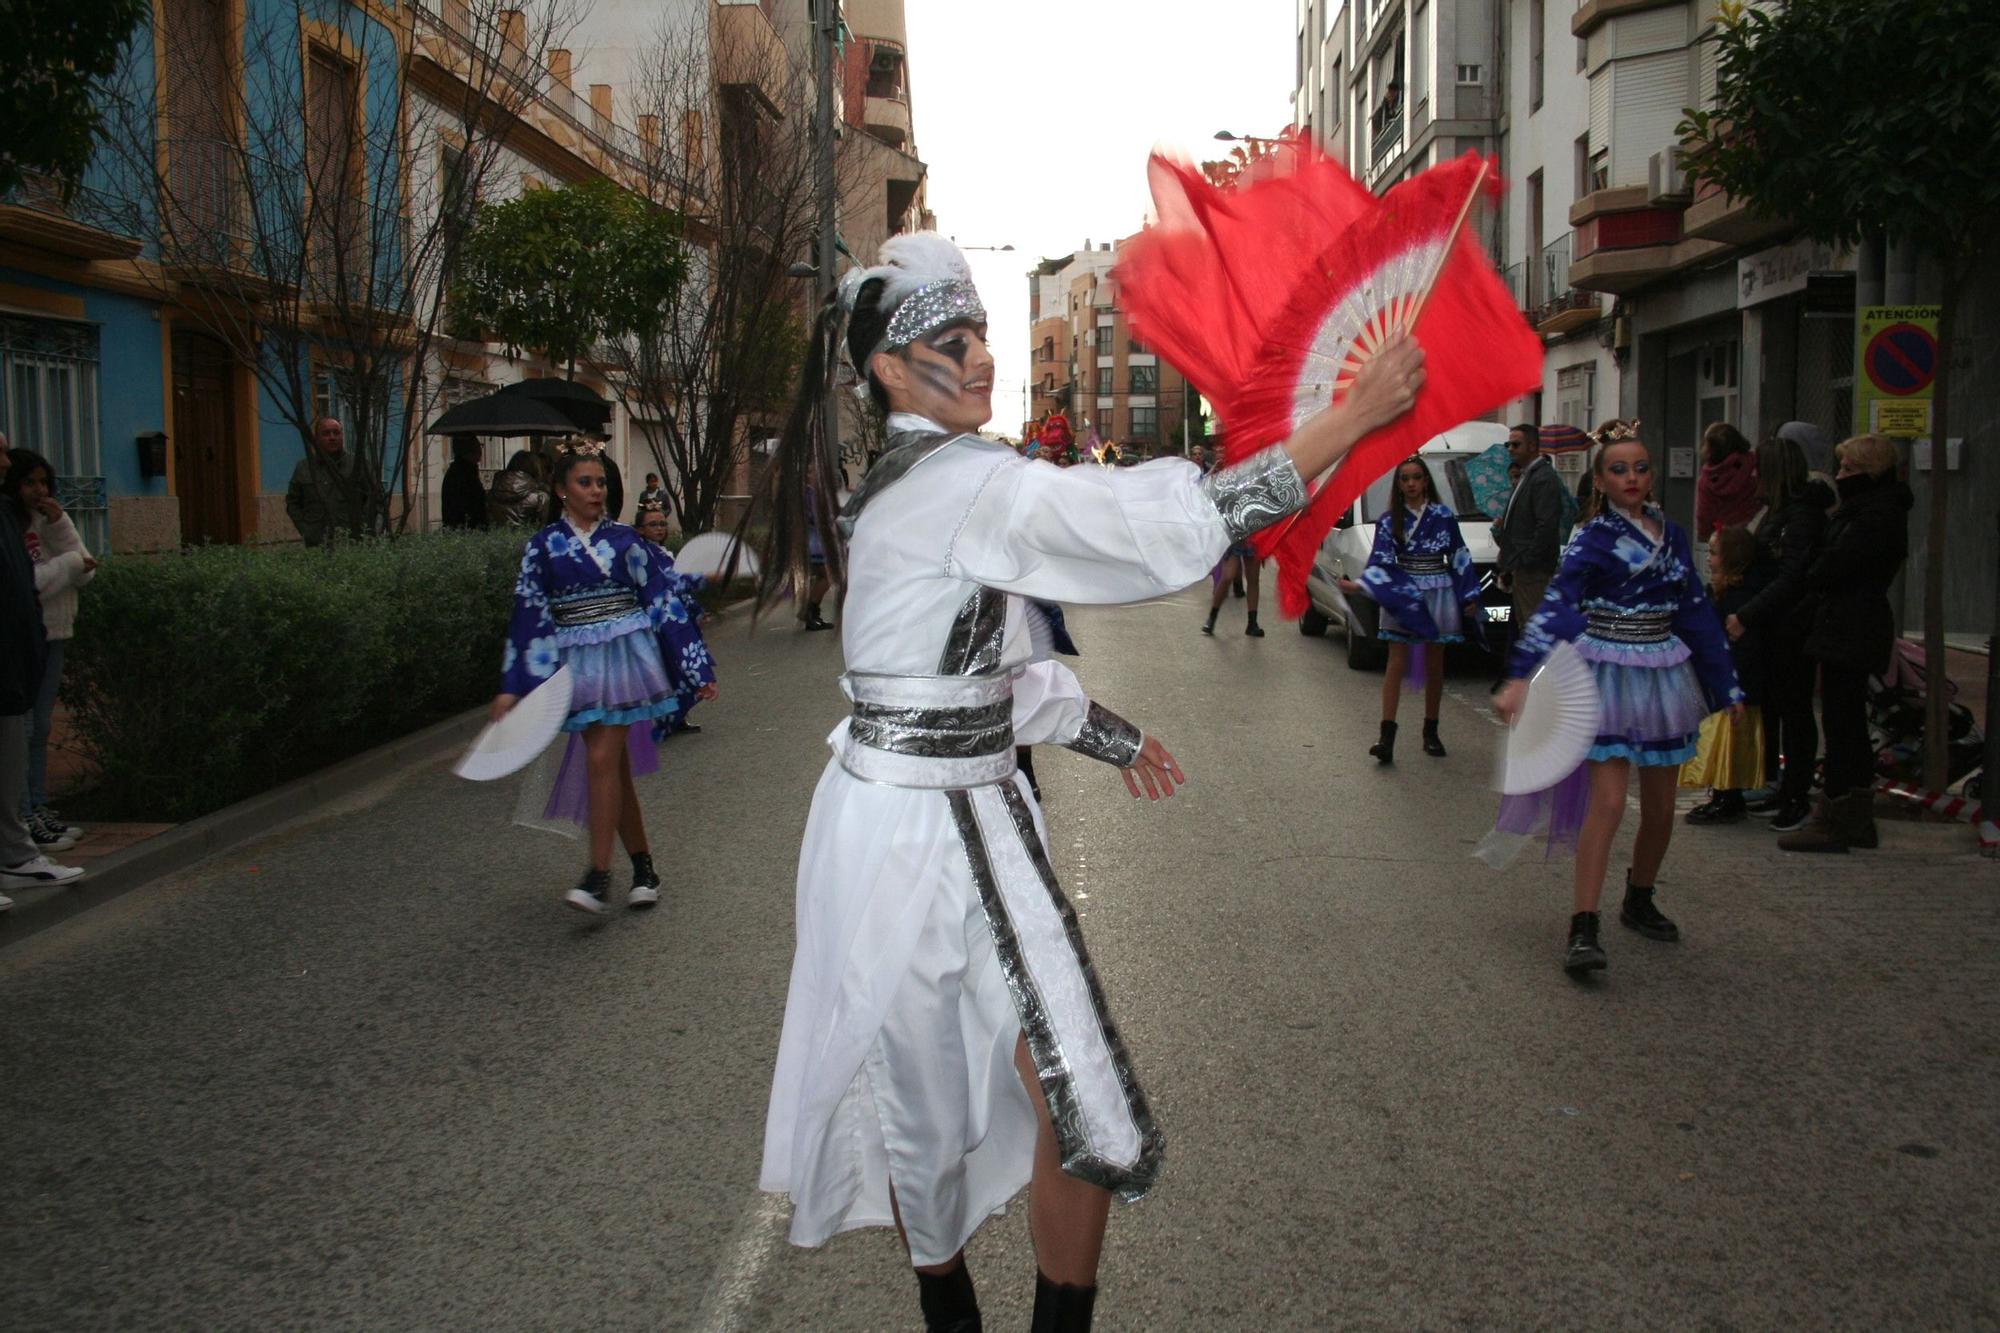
top-left (1495, 422), bottom-right (1566, 625)
top-left (638, 472), bottom-right (668, 511)
top-left (6, 448), bottom-right (95, 853)
top-left (285, 417), bottom-right (382, 546)
top-left (0, 441), bottom-right (83, 906)
top-left (440, 439), bottom-right (489, 530)
top-left (488, 450), bottom-right (552, 528)
top-left (1781, 434), bottom-right (1912, 854)
top-left (1695, 422), bottom-right (1760, 541)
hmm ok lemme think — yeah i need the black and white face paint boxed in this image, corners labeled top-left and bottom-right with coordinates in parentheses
top-left (881, 318), bottom-right (995, 433)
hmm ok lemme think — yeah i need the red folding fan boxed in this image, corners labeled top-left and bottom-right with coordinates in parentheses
top-left (1121, 149), bottom-right (1544, 619)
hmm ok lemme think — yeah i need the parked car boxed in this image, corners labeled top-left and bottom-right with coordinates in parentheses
top-left (1300, 423), bottom-right (1514, 670)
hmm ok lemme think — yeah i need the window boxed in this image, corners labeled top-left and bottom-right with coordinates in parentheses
top-left (1455, 64), bottom-right (1482, 84)
top-left (1556, 363), bottom-right (1597, 430)
top-left (1130, 406), bottom-right (1158, 440)
top-left (866, 46), bottom-right (904, 99)
top-left (1330, 58), bottom-right (1343, 123)
top-left (0, 316), bottom-right (105, 550)
top-left (1129, 364), bottom-right (1158, 393)
top-left (1528, 0), bottom-right (1544, 111)
top-left (1094, 325), bottom-right (1112, 352)
top-left (1411, 3), bottom-right (1430, 109)
top-left (1573, 134), bottom-right (1591, 203)
top-left (306, 45), bottom-right (363, 282)
top-left (160, 0), bottom-right (238, 256)
top-left (1577, 35), bottom-right (1588, 73)
top-left (1096, 366), bottom-right (1112, 395)
top-left (1526, 170), bottom-right (1545, 308)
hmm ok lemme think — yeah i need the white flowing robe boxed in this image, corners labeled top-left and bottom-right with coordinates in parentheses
top-left (759, 413), bottom-right (1292, 1265)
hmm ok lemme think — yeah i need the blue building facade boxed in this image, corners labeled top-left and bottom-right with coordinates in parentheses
top-left (0, 0), bottom-right (407, 552)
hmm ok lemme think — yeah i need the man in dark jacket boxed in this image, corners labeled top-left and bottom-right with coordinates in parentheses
top-left (285, 417), bottom-right (383, 545)
top-left (1495, 422), bottom-right (1567, 624)
top-left (440, 438), bottom-right (489, 530)
top-left (0, 441), bottom-right (81, 900)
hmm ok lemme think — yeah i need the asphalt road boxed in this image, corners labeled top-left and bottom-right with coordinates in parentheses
top-left (4, 588), bottom-right (1996, 1331)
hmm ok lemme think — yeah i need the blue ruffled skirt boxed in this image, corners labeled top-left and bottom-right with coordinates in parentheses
top-left (558, 612), bottom-right (679, 732)
top-left (1380, 583), bottom-right (1466, 644)
top-left (1578, 634), bottom-right (1707, 765)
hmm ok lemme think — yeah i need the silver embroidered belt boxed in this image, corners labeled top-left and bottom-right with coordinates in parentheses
top-left (1585, 611), bottom-right (1673, 644)
top-left (551, 588), bottom-right (641, 626)
top-left (1402, 554), bottom-right (1448, 574)
top-left (836, 672), bottom-right (1017, 788)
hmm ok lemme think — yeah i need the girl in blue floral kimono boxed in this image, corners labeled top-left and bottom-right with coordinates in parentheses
top-left (1341, 456), bottom-right (1483, 763)
top-left (1490, 426), bottom-right (1742, 977)
top-left (492, 446), bottom-right (718, 915)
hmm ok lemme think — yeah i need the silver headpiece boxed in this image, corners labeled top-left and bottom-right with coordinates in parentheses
top-left (838, 233), bottom-right (987, 372)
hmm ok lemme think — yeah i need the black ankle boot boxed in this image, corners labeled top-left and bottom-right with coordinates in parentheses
top-left (1619, 871), bottom-right (1680, 941)
top-left (1031, 1271), bottom-right (1097, 1333)
top-left (1564, 910), bottom-right (1606, 975)
top-left (1244, 611), bottom-right (1264, 637)
top-left (803, 603), bottom-right (832, 631)
top-left (627, 852), bottom-right (661, 910)
top-left (915, 1260), bottom-right (981, 1333)
top-left (1202, 607), bottom-right (1219, 636)
top-left (1369, 719), bottom-right (1397, 765)
top-left (1421, 718), bottom-right (1446, 757)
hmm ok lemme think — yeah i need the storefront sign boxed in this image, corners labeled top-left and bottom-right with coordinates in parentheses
top-left (1737, 238), bottom-right (1849, 309)
top-left (1854, 305), bottom-right (1940, 439)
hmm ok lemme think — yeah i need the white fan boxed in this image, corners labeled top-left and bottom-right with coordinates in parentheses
top-left (1495, 642), bottom-right (1600, 796)
top-left (454, 666), bottom-right (574, 782)
top-left (675, 531), bottom-right (758, 582)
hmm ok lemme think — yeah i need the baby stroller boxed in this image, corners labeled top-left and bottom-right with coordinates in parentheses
top-left (1866, 640), bottom-right (1985, 796)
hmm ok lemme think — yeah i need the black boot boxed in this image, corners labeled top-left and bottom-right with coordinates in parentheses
top-left (628, 851), bottom-right (661, 910)
top-left (1202, 606), bottom-right (1219, 636)
top-left (1244, 610), bottom-right (1265, 637)
top-left (1619, 871), bottom-right (1679, 941)
top-left (1031, 1271), bottom-right (1097, 1333)
top-left (802, 603), bottom-right (832, 631)
top-left (1685, 789), bottom-right (1746, 825)
top-left (915, 1259), bottom-right (981, 1333)
top-left (1564, 910), bottom-right (1607, 975)
top-left (1368, 719), bottom-right (1397, 765)
top-left (1421, 718), bottom-right (1446, 757)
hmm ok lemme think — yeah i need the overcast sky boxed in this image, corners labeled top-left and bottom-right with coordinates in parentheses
top-left (903, 0), bottom-right (1296, 435)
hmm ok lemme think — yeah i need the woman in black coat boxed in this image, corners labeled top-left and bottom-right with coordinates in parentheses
top-left (1780, 434), bottom-right (1912, 855)
top-left (1725, 434), bottom-right (1829, 831)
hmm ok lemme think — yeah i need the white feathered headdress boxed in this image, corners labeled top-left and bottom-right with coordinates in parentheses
top-left (839, 233), bottom-right (986, 374)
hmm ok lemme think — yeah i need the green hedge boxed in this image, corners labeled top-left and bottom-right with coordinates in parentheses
top-left (62, 529), bottom-right (527, 821)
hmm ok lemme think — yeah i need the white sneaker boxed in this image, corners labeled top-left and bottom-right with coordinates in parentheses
top-left (29, 813), bottom-right (79, 853)
top-left (35, 806), bottom-right (83, 841)
top-left (563, 886), bottom-right (607, 915)
top-left (627, 883), bottom-right (660, 910)
top-left (1, 855), bottom-right (85, 888)
top-left (0, 891), bottom-right (13, 912)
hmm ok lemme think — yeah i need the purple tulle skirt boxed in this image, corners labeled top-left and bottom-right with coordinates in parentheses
top-left (1380, 583), bottom-right (1466, 644)
top-left (1477, 635), bottom-right (1708, 867)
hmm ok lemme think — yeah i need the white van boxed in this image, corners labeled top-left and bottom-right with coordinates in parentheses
top-left (1300, 422), bottom-right (1513, 670)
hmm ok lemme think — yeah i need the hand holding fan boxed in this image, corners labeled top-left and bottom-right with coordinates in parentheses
top-left (1495, 642), bottom-right (1600, 796)
top-left (455, 667), bottom-right (573, 782)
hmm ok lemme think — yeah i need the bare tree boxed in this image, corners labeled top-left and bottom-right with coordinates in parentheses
top-left (599, 3), bottom-right (892, 538)
top-left (101, 0), bottom-right (586, 538)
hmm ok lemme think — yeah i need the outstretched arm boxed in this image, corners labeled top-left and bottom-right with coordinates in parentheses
top-left (1012, 660), bottom-right (1184, 800)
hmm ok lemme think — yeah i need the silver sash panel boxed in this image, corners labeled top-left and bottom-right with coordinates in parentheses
top-left (550, 586), bottom-right (642, 626)
top-left (948, 784), bottom-right (1164, 1200)
top-left (1585, 610), bottom-right (1674, 644)
top-left (1401, 553), bottom-right (1448, 575)
top-left (834, 672), bottom-right (1018, 789)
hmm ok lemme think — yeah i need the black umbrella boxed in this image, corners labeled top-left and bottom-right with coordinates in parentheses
top-left (427, 390), bottom-right (580, 438)
top-left (496, 378), bottom-right (612, 437)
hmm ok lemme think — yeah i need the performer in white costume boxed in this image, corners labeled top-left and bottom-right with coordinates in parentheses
top-left (758, 235), bottom-right (1424, 1331)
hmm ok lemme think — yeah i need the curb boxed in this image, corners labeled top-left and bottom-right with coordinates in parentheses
top-left (0, 706), bottom-right (489, 947)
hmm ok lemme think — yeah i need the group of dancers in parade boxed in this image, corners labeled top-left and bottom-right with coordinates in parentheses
top-left (487, 233), bottom-right (1744, 1330)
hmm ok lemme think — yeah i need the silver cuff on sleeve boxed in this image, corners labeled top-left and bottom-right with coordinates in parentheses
top-left (1065, 701), bottom-right (1143, 768)
top-left (1199, 445), bottom-right (1308, 542)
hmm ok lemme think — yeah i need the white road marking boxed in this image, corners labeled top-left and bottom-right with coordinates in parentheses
top-left (694, 1192), bottom-right (790, 1333)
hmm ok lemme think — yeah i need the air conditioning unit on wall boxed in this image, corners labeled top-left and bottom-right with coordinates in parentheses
top-left (1648, 148), bottom-right (1691, 205)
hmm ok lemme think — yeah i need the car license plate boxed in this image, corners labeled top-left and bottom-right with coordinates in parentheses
top-left (1486, 605), bottom-right (1511, 622)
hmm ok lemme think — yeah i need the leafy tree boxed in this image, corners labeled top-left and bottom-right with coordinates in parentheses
top-left (1, 0), bottom-right (146, 195)
top-left (1680, 0), bottom-right (2000, 796)
top-left (450, 178), bottom-right (690, 377)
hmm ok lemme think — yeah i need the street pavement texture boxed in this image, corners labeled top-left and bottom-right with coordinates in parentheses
top-left (4, 589), bottom-right (1996, 1332)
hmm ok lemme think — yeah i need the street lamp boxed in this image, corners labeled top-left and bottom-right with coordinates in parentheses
top-left (1214, 129), bottom-right (1287, 146)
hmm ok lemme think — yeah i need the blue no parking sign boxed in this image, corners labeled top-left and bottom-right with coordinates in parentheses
top-left (1865, 322), bottom-right (1937, 396)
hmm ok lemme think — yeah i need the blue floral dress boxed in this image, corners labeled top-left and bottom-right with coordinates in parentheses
top-left (503, 518), bottom-right (716, 734)
top-left (1508, 505), bottom-right (1741, 766)
top-left (1361, 502), bottom-right (1484, 643)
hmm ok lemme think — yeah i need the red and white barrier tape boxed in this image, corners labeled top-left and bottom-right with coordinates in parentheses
top-left (1873, 777), bottom-right (2000, 853)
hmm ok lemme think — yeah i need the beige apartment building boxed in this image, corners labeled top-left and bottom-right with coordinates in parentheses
top-left (1027, 240), bottom-right (1192, 457)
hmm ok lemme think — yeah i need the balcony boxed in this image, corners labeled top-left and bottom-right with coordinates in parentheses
top-left (1565, 184), bottom-right (1725, 295)
top-left (0, 176), bottom-right (144, 261)
top-left (1369, 104), bottom-right (1404, 174)
top-left (1682, 180), bottom-right (1792, 248)
top-left (864, 94), bottom-right (912, 150)
top-left (1533, 233), bottom-right (1602, 335)
top-left (714, 0), bottom-right (792, 118)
